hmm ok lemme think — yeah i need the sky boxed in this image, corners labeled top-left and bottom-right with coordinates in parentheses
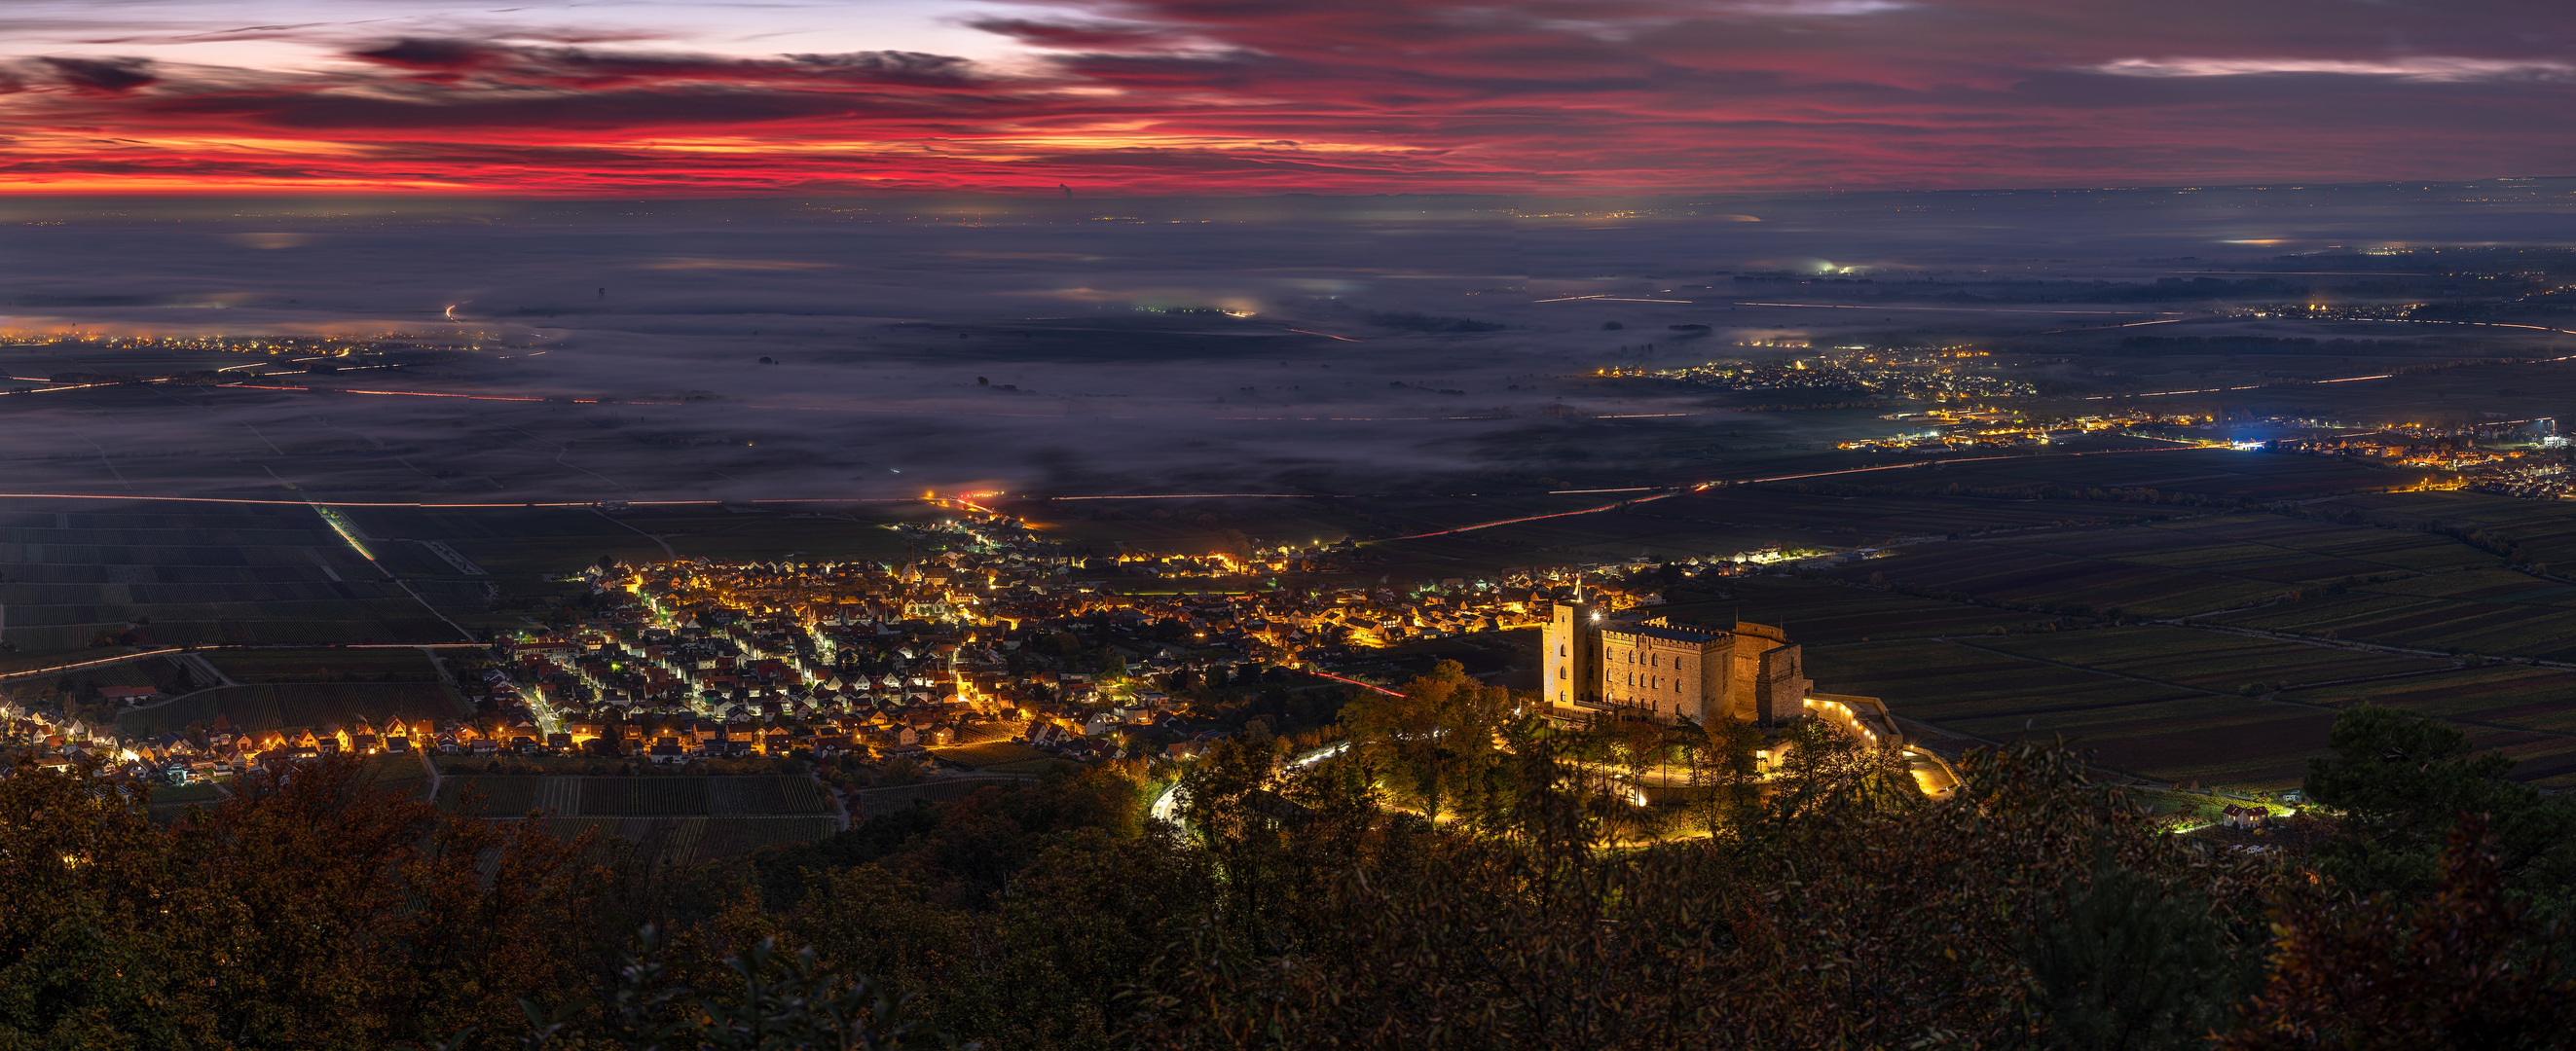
top-left (3, 1), bottom-right (2575, 195)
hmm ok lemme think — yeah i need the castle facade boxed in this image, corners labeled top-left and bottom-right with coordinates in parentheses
top-left (1541, 599), bottom-right (1815, 726)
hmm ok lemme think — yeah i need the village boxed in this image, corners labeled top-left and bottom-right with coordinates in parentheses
top-left (1, 506), bottom-right (1683, 791)
top-left (2269, 419), bottom-right (2575, 497)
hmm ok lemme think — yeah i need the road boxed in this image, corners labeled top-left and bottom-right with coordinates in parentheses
top-left (1375, 444), bottom-right (2207, 544)
top-left (1150, 740), bottom-right (1350, 828)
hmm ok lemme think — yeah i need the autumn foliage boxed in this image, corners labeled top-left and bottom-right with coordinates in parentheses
top-left (6, 692), bottom-right (2576, 1050)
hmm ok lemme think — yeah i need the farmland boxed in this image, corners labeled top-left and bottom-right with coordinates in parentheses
top-left (1658, 576), bottom-right (2106, 644)
top-left (2303, 490), bottom-right (2576, 568)
top-left (1825, 513), bottom-right (2514, 620)
top-left (542, 816), bottom-right (841, 868)
top-left (436, 775), bottom-right (834, 817)
top-left (430, 774), bottom-right (841, 868)
top-left (0, 502), bottom-right (466, 658)
top-left (1783, 448), bottom-right (2423, 503)
top-left (1969, 627), bottom-right (2454, 695)
top-left (1809, 619), bottom-right (2576, 791)
top-left (2204, 570), bottom-right (2576, 660)
top-left (928, 741), bottom-right (1056, 771)
top-left (1812, 637), bottom-right (2341, 789)
top-left (360, 752), bottom-right (435, 801)
top-left (205, 646), bottom-right (448, 684)
top-left (117, 681), bottom-right (470, 738)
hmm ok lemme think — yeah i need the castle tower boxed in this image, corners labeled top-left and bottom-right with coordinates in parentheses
top-left (1543, 598), bottom-right (1602, 709)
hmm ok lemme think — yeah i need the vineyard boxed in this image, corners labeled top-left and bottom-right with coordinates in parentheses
top-left (542, 816), bottom-right (839, 868)
top-left (438, 775), bottom-right (832, 817)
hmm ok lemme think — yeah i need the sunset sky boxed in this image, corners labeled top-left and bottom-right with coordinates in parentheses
top-left (7, 0), bottom-right (2574, 195)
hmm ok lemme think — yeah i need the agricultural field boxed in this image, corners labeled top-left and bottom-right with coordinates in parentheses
top-left (929, 741), bottom-right (1054, 770)
top-left (1822, 448), bottom-right (2418, 502)
top-left (339, 503), bottom-right (929, 577)
top-left (543, 815), bottom-right (840, 867)
top-left (2277, 664), bottom-right (2576, 735)
top-left (1970, 627), bottom-right (2453, 695)
top-left (2039, 515), bottom-right (2499, 580)
top-left (2, 652), bottom-right (205, 707)
top-left (2206, 586), bottom-right (2576, 660)
top-left (117, 681), bottom-right (468, 738)
top-left (204, 646), bottom-right (449, 684)
top-left (1367, 487), bottom-right (2173, 572)
top-left (1826, 512), bottom-right (2509, 619)
top-left (2304, 490), bottom-right (2576, 568)
top-left (437, 775), bottom-right (833, 817)
top-left (360, 752), bottom-right (435, 800)
top-left (1659, 576), bottom-right (2103, 644)
top-left (1819, 636), bottom-right (2383, 790)
top-left (1824, 542), bottom-right (2279, 618)
top-left (0, 501), bottom-right (464, 658)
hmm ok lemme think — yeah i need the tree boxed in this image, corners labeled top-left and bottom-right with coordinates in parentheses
top-left (2024, 849), bottom-right (2263, 1050)
top-left (2303, 704), bottom-right (2576, 907)
top-left (2224, 816), bottom-right (2576, 1050)
top-left (1674, 715), bottom-right (1762, 840)
top-left (1336, 661), bottom-right (1513, 822)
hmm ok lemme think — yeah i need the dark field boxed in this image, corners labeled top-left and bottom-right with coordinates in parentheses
top-left (0, 503), bottom-right (465, 657)
top-left (435, 775), bottom-right (843, 868)
top-left (118, 681), bottom-right (470, 738)
top-left (204, 646), bottom-right (446, 683)
top-left (543, 815), bottom-right (841, 868)
top-left (435, 775), bottom-right (835, 817)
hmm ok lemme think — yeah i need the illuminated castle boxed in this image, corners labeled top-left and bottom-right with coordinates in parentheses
top-left (1542, 590), bottom-right (1890, 741)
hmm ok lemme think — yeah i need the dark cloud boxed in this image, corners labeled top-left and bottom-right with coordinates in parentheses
top-left (36, 56), bottom-right (159, 95)
top-left (966, 18), bottom-right (1185, 51)
top-left (346, 37), bottom-right (983, 90)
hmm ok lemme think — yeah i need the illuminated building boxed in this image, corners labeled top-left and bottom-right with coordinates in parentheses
top-left (1542, 587), bottom-right (1865, 730)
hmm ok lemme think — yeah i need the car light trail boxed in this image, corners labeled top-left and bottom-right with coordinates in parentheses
top-left (1383, 491), bottom-right (1679, 540)
top-left (1285, 328), bottom-right (1360, 342)
top-left (1301, 670), bottom-right (1408, 697)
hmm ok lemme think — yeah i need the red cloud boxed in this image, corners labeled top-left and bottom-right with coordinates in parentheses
top-left (4, 0), bottom-right (2575, 193)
